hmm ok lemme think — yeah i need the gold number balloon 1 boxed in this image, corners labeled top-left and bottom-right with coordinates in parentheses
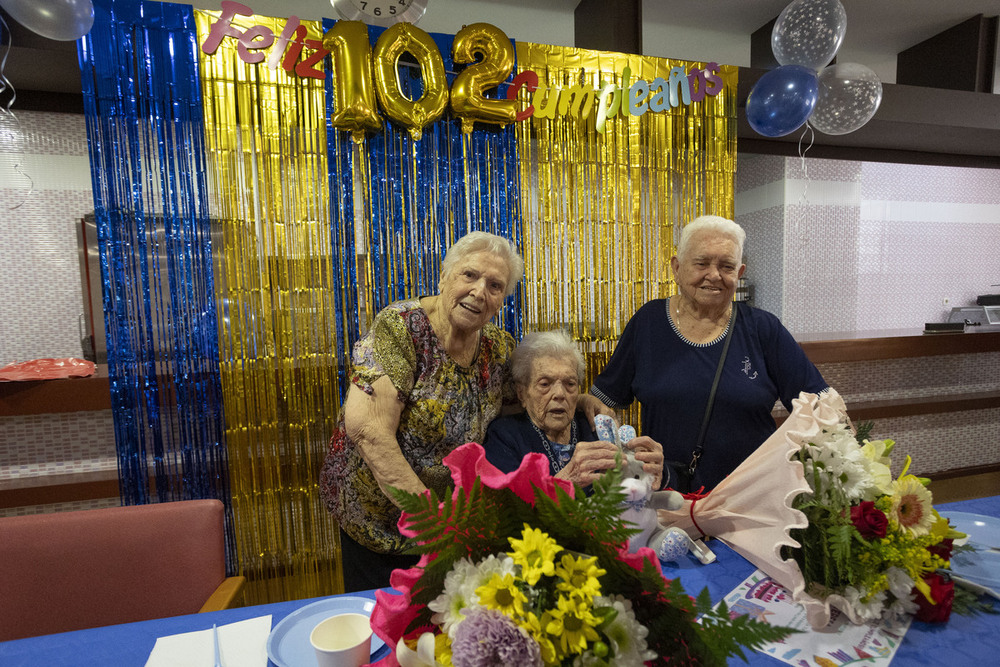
top-left (372, 23), bottom-right (448, 141)
top-left (325, 21), bottom-right (383, 143)
top-left (450, 23), bottom-right (517, 134)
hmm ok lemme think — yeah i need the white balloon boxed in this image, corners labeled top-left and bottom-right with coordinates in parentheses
top-left (771, 0), bottom-right (847, 71)
top-left (809, 62), bottom-right (883, 135)
top-left (0, 0), bottom-right (95, 42)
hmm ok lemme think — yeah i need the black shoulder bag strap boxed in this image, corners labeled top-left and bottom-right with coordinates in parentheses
top-left (687, 304), bottom-right (738, 477)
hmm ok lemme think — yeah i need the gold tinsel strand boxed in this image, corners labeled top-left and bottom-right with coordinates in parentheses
top-left (195, 10), bottom-right (342, 604)
top-left (514, 44), bottom-right (738, 429)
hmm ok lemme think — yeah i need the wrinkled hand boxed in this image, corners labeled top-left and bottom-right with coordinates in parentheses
top-left (557, 439), bottom-right (619, 487)
top-left (624, 436), bottom-right (664, 489)
top-left (576, 393), bottom-right (616, 430)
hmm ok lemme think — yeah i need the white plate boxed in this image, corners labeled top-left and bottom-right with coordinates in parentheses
top-left (266, 596), bottom-right (386, 667)
top-left (946, 511), bottom-right (1000, 549)
top-left (950, 549), bottom-right (1000, 596)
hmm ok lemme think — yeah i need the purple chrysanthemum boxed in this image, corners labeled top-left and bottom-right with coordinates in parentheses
top-left (451, 608), bottom-right (543, 667)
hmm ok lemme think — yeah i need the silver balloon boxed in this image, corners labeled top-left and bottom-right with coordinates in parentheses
top-left (771, 0), bottom-right (847, 71)
top-left (809, 62), bottom-right (883, 135)
top-left (0, 0), bottom-right (95, 41)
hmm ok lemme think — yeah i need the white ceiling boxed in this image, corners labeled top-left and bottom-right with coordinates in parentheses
top-left (232, 0), bottom-right (1000, 85)
top-left (3, 0), bottom-right (997, 93)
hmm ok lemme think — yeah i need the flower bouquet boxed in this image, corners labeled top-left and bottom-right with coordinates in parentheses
top-left (658, 389), bottom-right (972, 630)
top-left (369, 442), bottom-right (793, 666)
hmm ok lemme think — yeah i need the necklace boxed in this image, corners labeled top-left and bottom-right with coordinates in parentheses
top-left (673, 296), bottom-right (731, 322)
top-left (529, 419), bottom-right (578, 473)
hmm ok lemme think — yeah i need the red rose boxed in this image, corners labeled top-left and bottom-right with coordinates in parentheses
top-left (928, 537), bottom-right (954, 561)
top-left (850, 501), bottom-right (888, 540)
top-left (914, 572), bottom-right (954, 623)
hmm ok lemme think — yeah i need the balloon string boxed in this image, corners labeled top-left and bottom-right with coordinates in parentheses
top-left (0, 13), bottom-right (34, 211)
top-left (794, 122), bottom-right (815, 239)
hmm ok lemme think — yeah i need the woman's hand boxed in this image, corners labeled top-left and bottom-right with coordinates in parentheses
top-left (556, 439), bottom-right (619, 487)
top-left (344, 376), bottom-right (427, 506)
top-left (576, 393), bottom-right (616, 429)
top-left (624, 436), bottom-right (664, 489)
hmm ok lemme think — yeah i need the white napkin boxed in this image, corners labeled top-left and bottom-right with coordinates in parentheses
top-left (144, 615), bottom-right (272, 667)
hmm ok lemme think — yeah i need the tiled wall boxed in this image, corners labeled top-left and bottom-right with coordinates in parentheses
top-left (737, 155), bottom-right (1000, 333)
top-left (0, 411), bottom-right (116, 480)
top-left (737, 154), bottom-right (1000, 477)
top-left (0, 111), bottom-right (114, 516)
top-left (0, 111), bottom-right (93, 365)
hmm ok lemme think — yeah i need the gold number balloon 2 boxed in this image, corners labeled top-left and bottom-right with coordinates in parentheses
top-left (372, 23), bottom-right (448, 141)
top-left (325, 21), bottom-right (383, 143)
top-left (450, 23), bottom-right (517, 134)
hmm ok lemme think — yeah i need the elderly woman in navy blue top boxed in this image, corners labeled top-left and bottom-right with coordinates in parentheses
top-left (483, 330), bottom-right (665, 489)
top-left (589, 215), bottom-right (828, 492)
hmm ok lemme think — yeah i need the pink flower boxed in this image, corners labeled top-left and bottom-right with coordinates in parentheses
top-left (443, 442), bottom-right (575, 506)
top-left (374, 443), bottom-right (577, 664)
top-left (369, 555), bottom-right (434, 666)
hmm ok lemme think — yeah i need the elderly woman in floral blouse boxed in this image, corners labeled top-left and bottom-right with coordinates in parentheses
top-left (320, 232), bottom-right (523, 592)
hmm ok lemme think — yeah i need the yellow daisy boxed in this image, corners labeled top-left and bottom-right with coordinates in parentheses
top-left (521, 611), bottom-right (556, 664)
top-left (475, 572), bottom-right (527, 618)
top-left (554, 552), bottom-right (605, 599)
top-left (890, 475), bottom-right (935, 536)
top-left (434, 632), bottom-right (453, 667)
top-left (508, 524), bottom-right (560, 585)
top-left (544, 594), bottom-right (601, 656)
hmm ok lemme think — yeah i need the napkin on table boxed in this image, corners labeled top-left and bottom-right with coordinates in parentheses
top-left (144, 615), bottom-right (272, 667)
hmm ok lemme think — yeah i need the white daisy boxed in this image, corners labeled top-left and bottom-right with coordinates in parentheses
top-left (596, 595), bottom-right (656, 666)
top-left (842, 586), bottom-right (886, 622)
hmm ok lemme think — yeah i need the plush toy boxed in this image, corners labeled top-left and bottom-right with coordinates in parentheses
top-left (594, 415), bottom-right (694, 562)
top-left (619, 449), bottom-right (692, 561)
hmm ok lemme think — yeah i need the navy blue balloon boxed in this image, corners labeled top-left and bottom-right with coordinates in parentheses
top-left (746, 65), bottom-right (819, 137)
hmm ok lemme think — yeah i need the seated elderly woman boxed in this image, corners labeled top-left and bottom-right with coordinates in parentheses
top-left (483, 330), bottom-right (665, 488)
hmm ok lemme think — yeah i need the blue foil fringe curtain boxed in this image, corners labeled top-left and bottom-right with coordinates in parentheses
top-left (79, 0), bottom-right (235, 570)
top-left (325, 22), bottom-right (523, 399)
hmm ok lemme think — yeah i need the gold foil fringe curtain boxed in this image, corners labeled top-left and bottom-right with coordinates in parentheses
top-left (513, 43), bottom-right (738, 427)
top-left (195, 11), bottom-right (341, 604)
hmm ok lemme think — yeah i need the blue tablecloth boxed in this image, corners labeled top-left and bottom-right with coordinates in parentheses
top-left (1, 497), bottom-right (997, 666)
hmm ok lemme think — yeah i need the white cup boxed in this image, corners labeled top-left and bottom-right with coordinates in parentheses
top-left (309, 612), bottom-right (373, 667)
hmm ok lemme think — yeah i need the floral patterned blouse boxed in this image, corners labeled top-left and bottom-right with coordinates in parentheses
top-left (320, 299), bottom-right (516, 553)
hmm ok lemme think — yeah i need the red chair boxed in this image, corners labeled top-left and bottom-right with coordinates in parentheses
top-left (0, 499), bottom-right (245, 641)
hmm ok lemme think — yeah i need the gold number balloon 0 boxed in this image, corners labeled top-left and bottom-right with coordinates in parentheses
top-left (450, 23), bottom-right (517, 134)
top-left (372, 23), bottom-right (448, 141)
top-left (324, 21), bottom-right (383, 143)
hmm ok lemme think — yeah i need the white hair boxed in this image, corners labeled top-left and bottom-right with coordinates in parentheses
top-left (677, 215), bottom-right (745, 263)
top-left (439, 231), bottom-right (524, 298)
top-left (511, 330), bottom-right (586, 387)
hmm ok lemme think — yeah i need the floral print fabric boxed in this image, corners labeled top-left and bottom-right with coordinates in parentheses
top-left (320, 299), bottom-right (515, 553)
